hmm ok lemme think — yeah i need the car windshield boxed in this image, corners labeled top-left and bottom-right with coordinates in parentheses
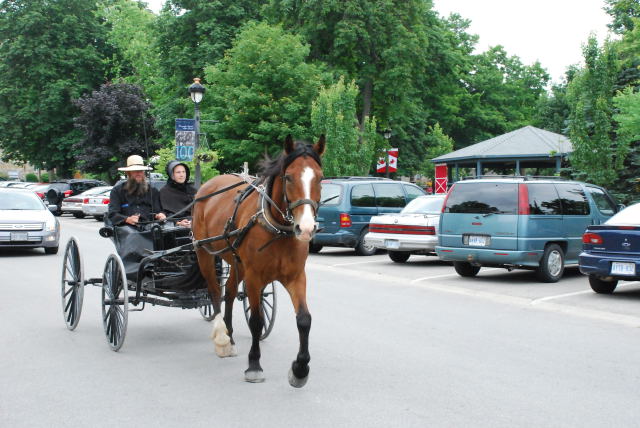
top-left (401, 196), bottom-right (445, 214)
top-left (0, 192), bottom-right (44, 210)
top-left (81, 186), bottom-right (111, 196)
top-left (605, 202), bottom-right (640, 226)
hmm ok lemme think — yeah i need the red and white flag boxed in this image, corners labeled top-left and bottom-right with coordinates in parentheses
top-left (387, 148), bottom-right (398, 172)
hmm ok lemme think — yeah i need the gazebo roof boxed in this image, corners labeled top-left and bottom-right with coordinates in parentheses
top-left (432, 126), bottom-right (572, 163)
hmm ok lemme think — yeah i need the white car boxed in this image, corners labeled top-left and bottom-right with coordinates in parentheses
top-left (364, 195), bottom-right (446, 263)
top-left (61, 186), bottom-right (112, 218)
top-left (80, 186), bottom-right (113, 221)
top-left (0, 187), bottom-right (60, 254)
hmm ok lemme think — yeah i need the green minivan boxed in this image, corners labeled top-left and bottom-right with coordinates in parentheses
top-left (435, 177), bottom-right (619, 282)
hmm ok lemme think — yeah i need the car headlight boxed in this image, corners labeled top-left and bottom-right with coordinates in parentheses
top-left (46, 220), bottom-right (57, 232)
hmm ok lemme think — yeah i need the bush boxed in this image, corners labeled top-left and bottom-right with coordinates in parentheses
top-left (40, 173), bottom-right (49, 183)
top-left (25, 173), bottom-right (38, 182)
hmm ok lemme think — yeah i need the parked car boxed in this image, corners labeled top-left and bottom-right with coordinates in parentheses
top-left (0, 187), bottom-right (60, 254)
top-left (311, 177), bottom-right (427, 255)
top-left (45, 179), bottom-right (108, 216)
top-left (364, 194), bottom-right (446, 263)
top-left (31, 183), bottom-right (51, 200)
top-left (578, 202), bottom-right (640, 293)
top-left (81, 186), bottom-right (113, 221)
top-left (62, 186), bottom-right (112, 218)
top-left (435, 177), bottom-right (620, 282)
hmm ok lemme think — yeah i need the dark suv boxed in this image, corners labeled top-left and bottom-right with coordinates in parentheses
top-left (46, 179), bottom-right (108, 216)
top-left (311, 177), bottom-right (427, 255)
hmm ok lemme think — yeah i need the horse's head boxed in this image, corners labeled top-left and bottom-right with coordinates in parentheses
top-left (281, 134), bottom-right (325, 242)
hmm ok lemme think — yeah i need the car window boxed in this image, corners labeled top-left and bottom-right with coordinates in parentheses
top-left (403, 184), bottom-right (425, 202)
top-left (350, 184), bottom-right (375, 207)
top-left (320, 183), bottom-right (341, 206)
top-left (527, 183), bottom-right (562, 215)
top-left (444, 182), bottom-right (518, 214)
top-left (0, 192), bottom-right (44, 210)
top-left (605, 202), bottom-right (640, 225)
top-left (554, 183), bottom-right (590, 215)
top-left (402, 196), bottom-right (445, 214)
top-left (49, 183), bottom-right (70, 191)
top-left (373, 183), bottom-right (405, 207)
top-left (587, 187), bottom-right (616, 216)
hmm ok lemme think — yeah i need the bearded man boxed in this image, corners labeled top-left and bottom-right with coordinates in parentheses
top-left (107, 155), bottom-right (166, 226)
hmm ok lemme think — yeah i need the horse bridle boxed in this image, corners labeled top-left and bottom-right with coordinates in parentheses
top-left (278, 144), bottom-right (322, 224)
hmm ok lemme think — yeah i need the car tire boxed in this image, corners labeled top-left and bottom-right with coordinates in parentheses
top-left (453, 261), bottom-right (481, 277)
top-left (309, 243), bottom-right (323, 254)
top-left (73, 212), bottom-right (85, 219)
top-left (94, 215), bottom-right (104, 222)
top-left (388, 251), bottom-right (410, 263)
top-left (588, 275), bottom-right (618, 294)
top-left (355, 228), bottom-right (376, 256)
top-left (536, 244), bottom-right (565, 283)
top-left (44, 246), bottom-right (59, 255)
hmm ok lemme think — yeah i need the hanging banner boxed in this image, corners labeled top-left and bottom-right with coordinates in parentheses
top-left (376, 157), bottom-right (387, 173)
top-left (175, 118), bottom-right (196, 161)
top-left (376, 148), bottom-right (398, 173)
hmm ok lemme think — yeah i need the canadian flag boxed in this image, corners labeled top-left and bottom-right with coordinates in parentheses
top-left (376, 157), bottom-right (387, 173)
top-left (387, 148), bottom-right (398, 172)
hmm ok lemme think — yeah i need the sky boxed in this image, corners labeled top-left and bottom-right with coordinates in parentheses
top-left (144, 0), bottom-right (614, 84)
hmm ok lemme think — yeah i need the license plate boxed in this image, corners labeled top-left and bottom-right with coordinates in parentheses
top-left (90, 198), bottom-right (101, 204)
top-left (611, 262), bottom-right (636, 276)
top-left (468, 235), bottom-right (488, 246)
top-left (10, 232), bottom-right (28, 241)
top-left (88, 207), bottom-right (96, 213)
top-left (384, 239), bottom-right (400, 249)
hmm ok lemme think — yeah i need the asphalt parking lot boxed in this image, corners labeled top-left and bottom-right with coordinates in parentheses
top-left (307, 247), bottom-right (640, 327)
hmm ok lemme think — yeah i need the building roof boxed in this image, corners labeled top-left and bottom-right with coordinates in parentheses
top-left (431, 126), bottom-right (572, 163)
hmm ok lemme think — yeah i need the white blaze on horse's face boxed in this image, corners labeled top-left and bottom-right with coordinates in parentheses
top-left (295, 166), bottom-right (316, 242)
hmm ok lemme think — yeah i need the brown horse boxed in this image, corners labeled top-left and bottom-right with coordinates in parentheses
top-left (192, 135), bottom-right (325, 387)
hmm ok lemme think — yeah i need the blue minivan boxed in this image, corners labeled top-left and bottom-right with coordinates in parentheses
top-left (435, 178), bottom-right (619, 282)
top-left (312, 177), bottom-right (426, 255)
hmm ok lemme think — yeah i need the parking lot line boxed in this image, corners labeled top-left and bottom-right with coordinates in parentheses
top-left (331, 259), bottom-right (388, 267)
top-left (531, 281), bottom-right (640, 305)
top-left (410, 268), bottom-right (502, 283)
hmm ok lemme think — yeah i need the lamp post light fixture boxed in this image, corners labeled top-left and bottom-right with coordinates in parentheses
top-left (188, 77), bottom-right (206, 188)
top-left (383, 129), bottom-right (392, 178)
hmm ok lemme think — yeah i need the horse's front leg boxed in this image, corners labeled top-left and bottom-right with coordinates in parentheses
top-left (221, 258), bottom-right (242, 356)
top-left (285, 273), bottom-right (311, 388)
top-left (244, 278), bottom-right (265, 383)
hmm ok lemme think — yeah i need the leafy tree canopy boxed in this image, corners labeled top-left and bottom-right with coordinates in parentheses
top-left (605, 0), bottom-right (640, 34)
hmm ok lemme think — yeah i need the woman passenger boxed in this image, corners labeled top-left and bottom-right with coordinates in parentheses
top-left (159, 161), bottom-right (197, 228)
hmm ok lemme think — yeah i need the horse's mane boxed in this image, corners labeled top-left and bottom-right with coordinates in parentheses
top-left (258, 141), bottom-right (320, 179)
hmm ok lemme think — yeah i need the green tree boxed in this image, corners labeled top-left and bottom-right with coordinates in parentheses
top-left (566, 37), bottom-right (623, 186)
top-left (605, 0), bottom-right (640, 34)
top-left (0, 0), bottom-right (110, 174)
top-left (421, 123), bottom-right (454, 180)
top-left (612, 86), bottom-right (640, 201)
top-left (311, 77), bottom-right (379, 176)
top-left (204, 22), bottom-right (327, 172)
top-left (73, 83), bottom-right (161, 183)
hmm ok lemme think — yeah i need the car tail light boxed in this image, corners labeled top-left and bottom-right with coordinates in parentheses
top-left (339, 213), bottom-right (351, 227)
top-left (518, 183), bottom-right (530, 215)
top-left (83, 198), bottom-right (89, 204)
top-left (63, 190), bottom-right (73, 197)
top-left (103, 198), bottom-right (110, 204)
top-left (441, 183), bottom-right (456, 213)
top-left (582, 232), bottom-right (603, 244)
top-left (36, 192), bottom-right (44, 199)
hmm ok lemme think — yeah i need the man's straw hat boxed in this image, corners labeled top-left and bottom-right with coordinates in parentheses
top-left (118, 155), bottom-right (152, 172)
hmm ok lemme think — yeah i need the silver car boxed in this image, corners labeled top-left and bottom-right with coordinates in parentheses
top-left (62, 186), bottom-right (112, 218)
top-left (81, 186), bottom-right (113, 221)
top-left (364, 195), bottom-right (446, 263)
top-left (0, 187), bottom-right (60, 254)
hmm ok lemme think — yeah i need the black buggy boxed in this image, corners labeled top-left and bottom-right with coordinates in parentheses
top-left (60, 222), bottom-right (277, 351)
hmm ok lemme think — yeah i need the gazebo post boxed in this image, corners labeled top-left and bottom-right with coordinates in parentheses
top-left (516, 159), bottom-right (521, 176)
top-left (476, 160), bottom-right (482, 178)
top-left (555, 157), bottom-right (561, 174)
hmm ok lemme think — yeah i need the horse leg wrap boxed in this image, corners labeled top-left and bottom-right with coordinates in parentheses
top-left (211, 314), bottom-right (236, 357)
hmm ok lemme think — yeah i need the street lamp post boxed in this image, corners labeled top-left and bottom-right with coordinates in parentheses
top-left (383, 129), bottom-right (392, 178)
top-left (188, 78), bottom-right (206, 188)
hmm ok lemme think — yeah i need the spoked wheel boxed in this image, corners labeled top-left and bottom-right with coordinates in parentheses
top-left (101, 254), bottom-right (128, 351)
top-left (61, 237), bottom-right (84, 331)
top-left (242, 281), bottom-right (278, 340)
top-left (199, 257), bottom-right (230, 321)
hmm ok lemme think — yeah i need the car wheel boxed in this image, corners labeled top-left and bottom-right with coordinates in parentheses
top-left (355, 228), bottom-right (376, 256)
top-left (453, 261), bottom-right (481, 277)
top-left (588, 275), bottom-right (618, 294)
top-left (309, 243), bottom-right (323, 254)
top-left (94, 215), bottom-right (104, 221)
top-left (44, 246), bottom-right (59, 255)
top-left (53, 208), bottom-right (62, 216)
top-left (388, 251), bottom-right (410, 263)
top-left (536, 244), bottom-right (565, 283)
top-left (73, 212), bottom-right (85, 219)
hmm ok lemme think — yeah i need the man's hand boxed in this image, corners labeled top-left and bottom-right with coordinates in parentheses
top-left (155, 212), bottom-right (167, 221)
top-left (176, 219), bottom-right (192, 228)
top-left (125, 214), bottom-right (140, 225)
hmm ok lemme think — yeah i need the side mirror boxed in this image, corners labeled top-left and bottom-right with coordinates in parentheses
top-left (617, 203), bottom-right (626, 212)
top-left (48, 205), bottom-right (58, 212)
top-left (99, 226), bottom-right (114, 238)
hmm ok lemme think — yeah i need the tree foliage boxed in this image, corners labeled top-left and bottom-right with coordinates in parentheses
top-left (422, 123), bottom-right (454, 180)
top-left (0, 0), bottom-right (110, 173)
top-left (311, 77), bottom-right (379, 176)
top-left (73, 83), bottom-right (160, 183)
top-left (605, 0), bottom-right (640, 34)
top-left (204, 22), bottom-right (327, 173)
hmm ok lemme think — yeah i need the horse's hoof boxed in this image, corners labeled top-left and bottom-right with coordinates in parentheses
top-left (244, 369), bottom-right (265, 383)
top-left (288, 368), bottom-right (309, 388)
top-left (215, 343), bottom-right (237, 358)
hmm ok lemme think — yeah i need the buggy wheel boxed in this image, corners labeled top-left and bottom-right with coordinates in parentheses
top-left (101, 254), bottom-right (128, 351)
top-left (242, 281), bottom-right (278, 340)
top-left (199, 257), bottom-right (230, 321)
top-left (61, 237), bottom-right (84, 331)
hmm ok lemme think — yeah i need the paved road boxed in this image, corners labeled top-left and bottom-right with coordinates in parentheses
top-left (1, 216), bottom-right (639, 427)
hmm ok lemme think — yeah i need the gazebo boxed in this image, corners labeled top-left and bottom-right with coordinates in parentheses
top-left (430, 126), bottom-right (572, 192)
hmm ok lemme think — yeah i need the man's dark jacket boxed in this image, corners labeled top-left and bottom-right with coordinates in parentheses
top-left (107, 180), bottom-right (163, 226)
